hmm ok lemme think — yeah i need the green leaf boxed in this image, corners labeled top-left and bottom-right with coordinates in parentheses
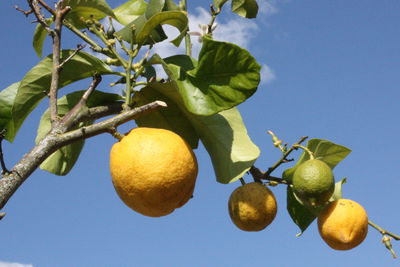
top-left (157, 38), bottom-right (260, 115)
top-left (137, 11), bottom-right (188, 46)
top-left (231, 0), bottom-right (259, 18)
top-left (0, 82), bottom-right (20, 138)
top-left (147, 82), bottom-right (260, 183)
top-left (6, 50), bottom-right (113, 142)
top-left (113, 0), bottom-right (147, 25)
top-left (163, 0), bottom-right (180, 11)
top-left (214, 0), bottom-right (229, 10)
top-left (282, 139), bottom-right (352, 182)
top-left (36, 91), bottom-right (122, 175)
top-left (62, 0), bottom-right (116, 29)
top-left (146, 0), bottom-right (165, 18)
top-left (330, 178), bottom-right (347, 201)
top-left (287, 186), bottom-right (317, 236)
top-left (134, 86), bottom-right (199, 148)
top-left (194, 108), bottom-right (260, 183)
top-left (115, 14), bottom-right (167, 45)
top-left (33, 18), bottom-right (53, 58)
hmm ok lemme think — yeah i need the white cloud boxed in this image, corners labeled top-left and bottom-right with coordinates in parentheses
top-left (260, 63), bottom-right (276, 84)
top-left (152, 7), bottom-right (260, 59)
top-left (0, 262), bottom-right (33, 267)
top-left (258, 0), bottom-right (279, 16)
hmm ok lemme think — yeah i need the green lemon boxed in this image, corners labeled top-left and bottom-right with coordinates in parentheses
top-left (292, 159), bottom-right (334, 207)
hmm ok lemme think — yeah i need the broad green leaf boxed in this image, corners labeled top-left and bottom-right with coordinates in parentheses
top-left (6, 50), bottom-right (113, 142)
top-left (282, 139), bottom-right (352, 182)
top-left (146, 0), bottom-right (165, 18)
top-left (330, 178), bottom-right (347, 201)
top-left (62, 0), bottom-right (115, 29)
top-left (287, 186), bottom-right (316, 236)
top-left (163, 0), bottom-right (180, 11)
top-left (115, 14), bottom-right (167, 44)
top-left (231, 0), bottom-right (259, 18)
top-left (134, 86), bottom-right (199, 148)
top-left (194, 107), bottom-right (260, 183)
top-left (214, 0), bottom-right (229, 10)
top-left (147, 82), bottom-right (260, 183)
top-left (136, 11), bottom-right (188, 46)
top-left (33, 18), bottom-right (53, 58)
top-left (157, 37), bottom-right (261, 115)
top-left (0, 82), bottom-right (20, 139)
top-left (113, 0), bottom-right (147, 25)
top-left (36, 91), bottom-right (122, 175)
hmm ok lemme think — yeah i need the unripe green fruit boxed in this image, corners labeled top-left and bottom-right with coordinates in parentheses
top-left (292, 159), bottom-right (334, 207)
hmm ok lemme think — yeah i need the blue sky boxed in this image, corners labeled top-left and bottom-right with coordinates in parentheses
top-left (1, 0), bottom-right (400, 266)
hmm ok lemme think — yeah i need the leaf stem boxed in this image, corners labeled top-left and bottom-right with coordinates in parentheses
top-left (293, 144), bottom-right (315, 160)
top-left (181, 0), bottom-right (192, 56)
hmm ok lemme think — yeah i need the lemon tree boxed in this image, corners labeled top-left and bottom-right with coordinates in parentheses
top-left (0, 0), bottom-right (399, 259)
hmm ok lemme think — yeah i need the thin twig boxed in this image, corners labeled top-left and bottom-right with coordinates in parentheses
top-left (60, 75), bottom-right (102, 129)
top-left (37, 0), bottom-right (55, 15)
top-left (14, 5), bottom-right (33, 16)
top-left (369, 220), bottom-right (400, 240)
top-left (58, 44), bottom-right (85, 69)
top-left (264, 136), bottom-right (308, 177)
top-left (26, 0), bottom-right (52, 32)
top-left (0, 130), bottom-right (10, 175)
top-left (207, 4), bottom-right (219, 35)
top-left (249, 166), bottom-right (288, 185)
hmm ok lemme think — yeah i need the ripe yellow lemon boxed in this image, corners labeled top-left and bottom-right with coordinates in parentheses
top-left (109, 127), bottom-right (198, 217)
top-left (318, 199), bottom-right (368, 250)
top-left (228, 182), bottom-right (277, 231)
top-left (292, 159), bottom-right (334, 207)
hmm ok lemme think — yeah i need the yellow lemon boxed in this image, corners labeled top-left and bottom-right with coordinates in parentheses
top-left (110, 127), bottom-right (198, 217)
top-left (228, 182), bottom-right (277, 231)
top-left (318, 199), bottom-right (368, 250)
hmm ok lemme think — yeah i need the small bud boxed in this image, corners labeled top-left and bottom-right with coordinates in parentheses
top-left (382, 235), bottom-right (397, 258)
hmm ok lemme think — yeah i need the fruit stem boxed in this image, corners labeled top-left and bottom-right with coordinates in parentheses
top-left (368, 220), bottom-right (400, 240)
top-left (293, 144), bottom-right (315, 160)
top-left (368, 220), bottom-right (399, 258)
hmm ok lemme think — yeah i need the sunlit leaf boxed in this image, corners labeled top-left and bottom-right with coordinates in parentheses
top-left (214, 0), bottom-right (229, 10)
top-left (146, 0), bottom-right (165, 18)
top-left (32, 18), bottom-right (53, 58)
top-left (164, 0), bottom-right (180, 11)
top-left (6, 50), bottom-right (113, 142)
top-left (113, 0), bottom-right (147, 25)
top-left (231, 0), bottom-right (259, 18)
top-left (0, 82), bottom-right (20, 139)
top-left (138, 11), bottom-right (187, 45)
top-left (154, 37), bottom-right (261, 115)
top-left (36, 91), bottom-right (122, 175)
top-left (62, 0), bottom-right (115, 29)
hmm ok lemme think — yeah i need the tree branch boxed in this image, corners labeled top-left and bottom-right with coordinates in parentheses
top-left (48, 2), bottom-right (71, 126)
top-left (60, 74), bottom-right (102, 130)
top-left (0, 101), bottom-right (167, 211)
